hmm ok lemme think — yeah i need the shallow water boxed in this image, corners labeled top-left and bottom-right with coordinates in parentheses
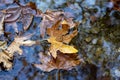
top-left (0, 0), bottom-right (120, 80)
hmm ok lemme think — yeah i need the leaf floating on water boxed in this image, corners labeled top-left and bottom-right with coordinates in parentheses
top-left (34, 51), bottom-right (81, 72)
top-left (47, 37), bottom-right (78, 58)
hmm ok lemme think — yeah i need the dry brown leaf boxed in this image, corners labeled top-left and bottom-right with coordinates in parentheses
top-left (34, 50), bottom-right (81, 72)
top-left (39, 10), bottom-right (76, 37)
top-left (47, 37), bottom-right (78, 58)
top-left (7, 34), bottom-right (36, 55)
top-left (47, 20), bottom-right (78, 44)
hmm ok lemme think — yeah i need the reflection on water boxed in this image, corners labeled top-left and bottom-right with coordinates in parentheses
top-left (0, 0), bottom-right (120, 80)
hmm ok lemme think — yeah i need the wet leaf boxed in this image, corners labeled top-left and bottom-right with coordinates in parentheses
top-left (0, 41), bottom-right (7, 50)
top-left (47, 37), bottom-right (78, 58)
top-left (18, 13), bottom-right (33, 31)
top-left (34, 50), bottom-right (81, 72)
top-left (2, 4), bottom-right (36, 33)
top-left (4, 7), bottom-right (22, 23)
top-left (47, 20), bottom-right (78, 44)
top-left (39, 10), bottom-right (76, 37)
top-left (7, 34), bottom-right (36, 55)
top-left (0, 50), bottom-right (13, 70)
top-left (0, 0), bottom-right (13, 5)
top-left (0, 15), bottom-right (5, 35)
top-left (0, 41), bottom-right (13, 70)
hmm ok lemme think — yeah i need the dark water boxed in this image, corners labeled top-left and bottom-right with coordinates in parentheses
top-left (0, 0), bottom-right (120, 80)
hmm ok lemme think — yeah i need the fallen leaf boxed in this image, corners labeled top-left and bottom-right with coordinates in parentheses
top-left (7, 34), bottom-right (36, 55)
top-left (18, 13), bottom-right (33, 31)
top-left (47, 20), bottom-right (78, 44)
top-left (62, 29), bottom-right (78, 44)
top-left (39, 10), bottom-right (76, 37)
top-left (1, 3), bottom-right (36, 33)
top-left (0, 41), bottom-right (7, 50)
top-left (4, 7), bottom-right (22, 23)
top-left (0, 34), bottom-right (35, 69)
top-left (0, 15), bottom-right (5, 35)
top-left (0, 50), bottom-right (13, 70)
top-left (47, 37), bottom-right (78, 58)
top-left (34, 50), bottom-right (81, 72)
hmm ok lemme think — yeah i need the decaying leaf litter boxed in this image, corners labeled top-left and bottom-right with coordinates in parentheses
top-left (0, 0), bottom-right (120, 80)
top-left (0, 1), bottom-right (81, 72)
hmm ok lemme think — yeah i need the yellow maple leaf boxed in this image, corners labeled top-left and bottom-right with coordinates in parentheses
top-left (47, 37), bottom-right (78, 58)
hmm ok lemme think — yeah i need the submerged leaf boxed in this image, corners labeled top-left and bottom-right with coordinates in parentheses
top-left (34, 51), bottom-right (81, 72)
top-left (0, 41), bottom-right (7, 50)
top-left (1, 3), bottom-right (36, 33)
top-left (0, 15), bottom-right (5, 35)
top-left (7, 34), bottom-right (36, 55)
top-left (4, 7), bottom-right (22, 23)
top-left (0, 41), bottom-right (13, 70)
top-left (39, 10), bottom-right (76, 37)
top-left (0, 50), bottom-right (13, 70)
top-left (18, 13), bottom-right (33, 31)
